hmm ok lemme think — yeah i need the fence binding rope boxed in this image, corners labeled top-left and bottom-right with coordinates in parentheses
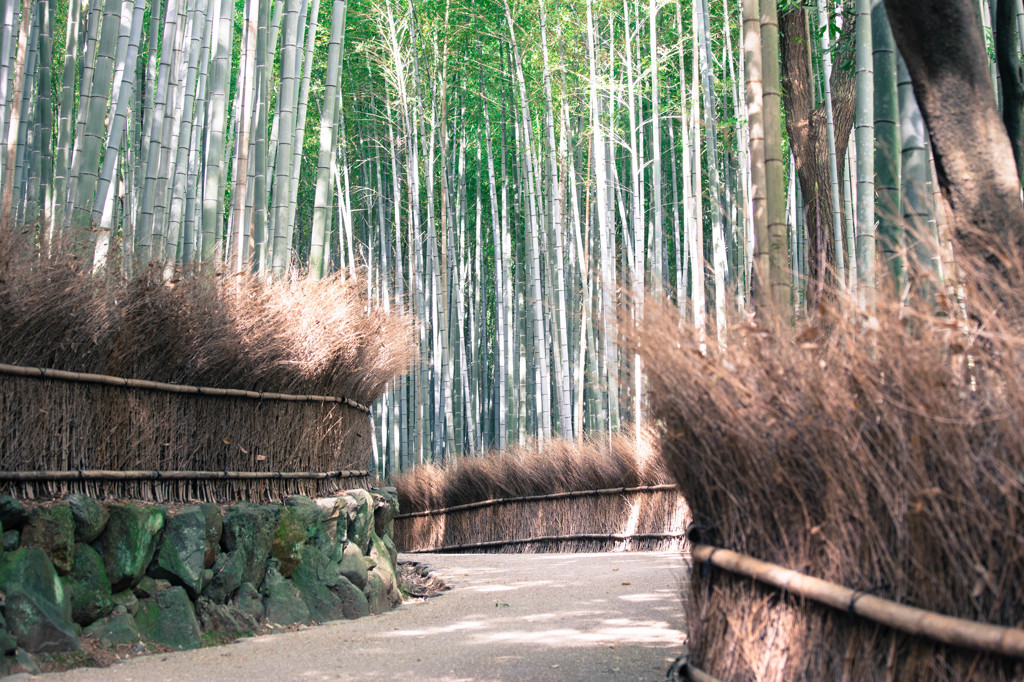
top-left (0, 362), bottom-right (371, 413)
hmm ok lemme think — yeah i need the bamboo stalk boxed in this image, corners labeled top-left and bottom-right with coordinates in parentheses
top-left (406, 532), bottom-right (686, 554)
top-left (0, 469), bottom-right (370, 481)
top-left (395, 484), bottom-right (680, 519)
top-left (0, 362), bottom-right (370, 413)
top-left (692, 543), bottom-right (1024, 659)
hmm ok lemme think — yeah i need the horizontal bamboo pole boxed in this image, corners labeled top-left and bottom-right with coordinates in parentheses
top-left (395, 483), bottom-right (680, 519)
top-left (692, 543), bottom-right (1024, 659)
top-left (406, 531), bottom-right (685, 553)
top-left (0, 469), bottom-right (370, 481)
top-left (0, 362), bottom-right (371, 414)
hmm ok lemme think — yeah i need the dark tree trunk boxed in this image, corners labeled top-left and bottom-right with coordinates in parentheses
top-left (885, 0), bottom-right (1024, 293)
top-left (779, 3), bottom-right (856, 313)
top-left (996, 0), bottom-right (1024, 178)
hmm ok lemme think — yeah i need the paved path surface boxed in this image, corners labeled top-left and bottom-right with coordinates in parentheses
top-left (46, 552), bottom-right (688, 682)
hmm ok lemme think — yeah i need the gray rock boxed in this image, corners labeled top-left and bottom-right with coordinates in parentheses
top-left (371, 488), bottom-right (399, 540)
top-left (344, 490), bottom-right (375, 554)
top-left (364, 572), bottom-right (390, 615)
top-left (134, 586), bottom-right (201, 650)
top-left (2, 529), bottom-right (18, 551)
top-left (63, 543), bottom-right (113, 626)
top-left (260, 566), bottom-right (309, 626)
top-left (291, 546), bottom-right (344, 623)
top-left (314, 529), bottom-right (344, 564)
top-left (202, 550), bottom-right (244, 603)
top-left (338, 542), bottom-right (368, 589)
top-left (195, 598), bottom-right (258, 635)
top-left (149, 505), bottom-right (207, 599)
top-left (315, 497), bottom-right (345, 544)
top-left (98, 504), bottom-right (166, 591)
top-left (0, 548), bottom-right (79, 653)
top-left (110, 589), bottom-right (139, 616)
top-left (82, 613), bottom-right (140, 646)
top-left (232, 583), bottom-right (263, 622)
top-left (331, 575), bottom-right (370, 620)
top-left (221, 504), bottom-right (278, 587)
top-left (0, 496), bottom-right (27, 529)
top-left (369, 531), bottom-right (402, 607)
top-left (66, 495), bottom-right (109, 543)
top-left (20, 503), bottom-right (75, 575)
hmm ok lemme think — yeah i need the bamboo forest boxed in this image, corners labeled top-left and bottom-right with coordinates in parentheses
top-left (0, 0), bottom-right (1009, 473)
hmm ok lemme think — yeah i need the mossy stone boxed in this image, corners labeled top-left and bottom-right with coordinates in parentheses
top-left (344, 490), bottom-right (375, 554)
top-left (291, 546), bottom-right (344, 623)
top-left (338, 541), bottom-right (367, 589)
top-left (99, 504), bottom-right (166, 592)
top-left (370, 487), bottom-right (399, 539)
top-left (0, 548), bottom-right (79, 653)
top-left (149, 505), bottom-right (207, 599)
top-left (110, 589), bottom-right (138, 616)
top-left (369, 531), bottom-right (401, 607)
top-left (284, 496), bottom-right (322, 539)
top-left (0, 496), bottom-right (28, 529)
top-left (331, 575), bottom-right (370, 620)
top-left (66, 495), bottom-right (109, 543)
top-left (270, 507), bottom-right (306, 578)
top-left (199, 504), bottom-right (222, 568)
top-left (63, 543), bottom-right (113, 626)
top-left (259, 565), bottom-right (309, 626)
top-left (134, 586), bottom-right (201, 650)
top-left (221, 504), bottom-right (278, 587)
top-left (82, 613), bottom-right (139, 646)
top-left (21, 503), bottom-right (75, 575)
top-left (202, 550), bottom-right (244, 603)
top-left (232, 582), bottom-right (263, 622)
top-left (2, 529), bottom-right (18, 551)
top-left (364, 572), bottom-right (390, 615)
top-left (195, 598), bottom-right (259, 636)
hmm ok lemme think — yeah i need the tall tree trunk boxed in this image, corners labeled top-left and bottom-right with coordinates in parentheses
top-left (780, 2), bottom-right (857, 312)
top-left (884, 0), bottom-right (1024, 291)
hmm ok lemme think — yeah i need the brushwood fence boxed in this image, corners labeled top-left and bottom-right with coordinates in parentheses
top-left (395, 483), bottom-right (690, 553)
top-left (0, 363), bottom-right (373, 502)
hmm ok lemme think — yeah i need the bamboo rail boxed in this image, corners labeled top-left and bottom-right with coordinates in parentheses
top-left (0, 362), bottom-right (371, 414)
top-left (0, 469), bottom-right (369, 481)
top-left (395, 483), bottom-right (680, 519)
top-left (692, 543), bottom-right (1024, 659)
top-left (406, 531), bottom-right (686, 553)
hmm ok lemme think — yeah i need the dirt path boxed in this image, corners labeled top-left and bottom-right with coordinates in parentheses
top-left (45, 552), bottom-right (688, 682)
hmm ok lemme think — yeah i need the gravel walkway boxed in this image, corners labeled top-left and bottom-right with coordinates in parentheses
top-left (45, 551), bottom-right (687, 682)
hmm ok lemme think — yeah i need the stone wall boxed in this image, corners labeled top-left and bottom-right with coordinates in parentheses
top-left (0, 488), bottom-right (401, 672)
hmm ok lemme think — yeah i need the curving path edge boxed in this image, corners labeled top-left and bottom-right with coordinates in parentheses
top-left (45, 551), bottom-right (688, 682)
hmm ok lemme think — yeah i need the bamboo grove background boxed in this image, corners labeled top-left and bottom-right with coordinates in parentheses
top-left (0, 0), bottom-right (1004, 473)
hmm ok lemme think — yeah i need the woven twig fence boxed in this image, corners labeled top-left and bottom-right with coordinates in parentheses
top-left (395, 484), bottom-right (689, 554)
top-left (0, 363), bottom-right (374, 502)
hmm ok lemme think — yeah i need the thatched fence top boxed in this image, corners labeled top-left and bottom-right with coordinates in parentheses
top-left (0, 247), bottom-right (415, 503)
